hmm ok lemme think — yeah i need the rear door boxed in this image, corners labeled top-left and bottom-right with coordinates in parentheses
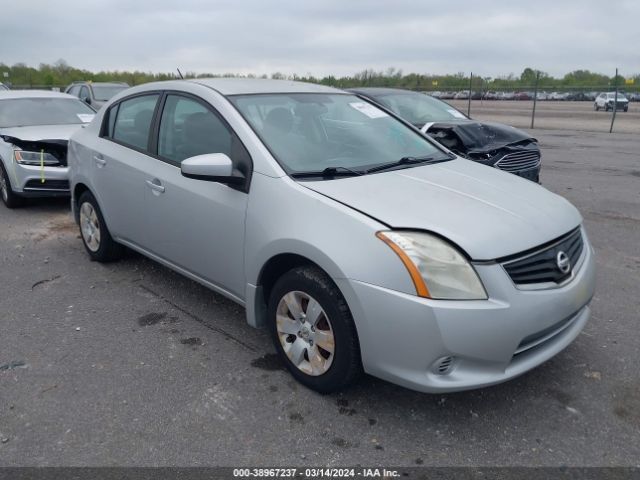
top-left (90, 93), bottom-right (160, 247)
top-left (143, 92), bottom-right (250, 298)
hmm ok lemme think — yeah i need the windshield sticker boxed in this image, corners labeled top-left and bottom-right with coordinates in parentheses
top-left (77, 114), bottom-right (95, 123)
top-left (447, 109), bottom-right (466, 119)
top-left (349, 102), bottom-right (389, 119)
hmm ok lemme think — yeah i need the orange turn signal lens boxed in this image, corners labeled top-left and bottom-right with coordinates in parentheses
top-left (376, 232), bottom-right (431, 298)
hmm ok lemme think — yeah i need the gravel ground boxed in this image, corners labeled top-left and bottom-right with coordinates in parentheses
top-left (0, 129), bottom-right (639, 467)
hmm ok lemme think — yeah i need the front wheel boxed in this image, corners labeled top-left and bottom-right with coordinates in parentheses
top-left (267, 266), bottom-right (362, 393)
top-left (594, 103), bottom-right (599, 111)
top-left (0, 161), bottom-right (25, 209)
top-left (78, 191), bottom-right (123, 262)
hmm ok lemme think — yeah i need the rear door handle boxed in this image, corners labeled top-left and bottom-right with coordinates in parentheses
top-left (145, 179), bottom-right (165, 194)
top-left (93, 155), bottom-right (106, 167)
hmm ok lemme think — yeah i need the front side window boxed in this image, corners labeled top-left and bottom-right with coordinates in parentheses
top-left (110, 94), bottom-right (159, 151)
top-left (158, 94), bottom-right (232, 164)
top-left (229, 93), bottom-right (448, 175)
top-left (0, 98), bottom-right (95, 128)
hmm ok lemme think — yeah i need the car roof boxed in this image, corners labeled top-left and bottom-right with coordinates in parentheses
top-left (88, 82), bottom-right (129, 87)
top-left (71, 81), bottom-right (129, 86)
top-left (0, 90), bottom-right (77, 100)
top-left (347, 87), bottom-right (420, 96)
top-left (187, 78), bottom-right (343, 95)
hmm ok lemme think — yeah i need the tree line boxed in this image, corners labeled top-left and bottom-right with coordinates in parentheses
top-left (1, 60), bottom-right (637, 92)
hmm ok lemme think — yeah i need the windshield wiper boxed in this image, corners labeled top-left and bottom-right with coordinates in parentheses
top-left (364, 155), bottom-right (450, 174)
top-left (290, 166), bottom-right (364, 179)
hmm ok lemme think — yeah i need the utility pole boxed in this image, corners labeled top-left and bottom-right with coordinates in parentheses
top-left (610, 67), bottom-right (618, 134)
top-left (531, 70), bottom-right (540, 129)
top-left (467, 72), bottom-right (473, 117)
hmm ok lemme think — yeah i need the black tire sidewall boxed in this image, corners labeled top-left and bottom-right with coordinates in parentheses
top-left (267, 267), bottom-right (361, 393)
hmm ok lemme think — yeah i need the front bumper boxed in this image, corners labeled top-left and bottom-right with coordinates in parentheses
top-left (8, 161), bottom-right (70, 197)
top-left (336, 233), bottom-right (596, 393)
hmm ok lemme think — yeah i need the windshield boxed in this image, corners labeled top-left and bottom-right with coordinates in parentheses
top-left (0, 98), bottom-right (95, 127)
top-left (371, 92), bottom-right (468, 126)
top-left (229, 93), bottom-right (449, 175)
top-left (92, 85), bottom-right (128, 101)
top-left (607, 93), bottom-right (627, 100)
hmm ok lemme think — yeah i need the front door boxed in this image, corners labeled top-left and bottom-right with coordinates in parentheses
top-left (143, 93), bottom-right (250, 299)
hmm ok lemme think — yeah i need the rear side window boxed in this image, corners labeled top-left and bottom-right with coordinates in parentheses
top-left (157, 94), bottom-right (232, 165)
top-left (110, 94), bottom-right (159, 151)
top-left (68, 85), bottom-right (81, 97)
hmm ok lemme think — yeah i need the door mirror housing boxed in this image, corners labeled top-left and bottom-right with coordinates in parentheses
top-left (82, 96), bottom-right (91, 104)
top-left (181, 153), bottom-right (243, 185)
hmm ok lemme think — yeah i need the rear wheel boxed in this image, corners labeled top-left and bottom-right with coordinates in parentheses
top-left (78, 191), bottom-right (123, 262)
top-left (0, 161), bottom-right (25, 209)
top-left (267, 266), bottom-right (362, 393)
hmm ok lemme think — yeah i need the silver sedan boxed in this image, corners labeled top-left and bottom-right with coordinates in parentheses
top-left (68, 79), bottom-right (595, 393)
top-left (0, 90), bottom-right (95, 208)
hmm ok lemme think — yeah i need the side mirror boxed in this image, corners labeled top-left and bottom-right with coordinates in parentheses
top-left (82, 96), bottom-right (90, 104)
top-left (181, 153), bottom-right (243, 185)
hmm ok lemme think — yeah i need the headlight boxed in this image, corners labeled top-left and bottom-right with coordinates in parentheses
top-left (377, 231), bottom-right (487, 300)
top-left (14, 150), bottom-right (60, 166)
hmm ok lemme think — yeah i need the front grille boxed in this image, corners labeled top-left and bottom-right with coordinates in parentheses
top-left (24, 179), bottom-right (70, 191)
top-left (502, 228), bottom-right (584, 286)
top-left (494, 150), bottom-right (540, 172)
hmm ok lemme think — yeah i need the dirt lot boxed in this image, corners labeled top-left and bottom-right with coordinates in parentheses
top-left (0, 129), bottom-right (639, 467)
top-left (448, 100), bottom-right (640, 134)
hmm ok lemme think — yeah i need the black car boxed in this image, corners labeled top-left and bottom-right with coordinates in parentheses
top-left (349, 88), bottom-right (541, 182)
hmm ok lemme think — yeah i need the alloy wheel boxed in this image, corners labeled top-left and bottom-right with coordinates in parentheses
top-left (276, 291), bottom-right (335, 376)
top-left (80, 202), bottom-right (101, 252)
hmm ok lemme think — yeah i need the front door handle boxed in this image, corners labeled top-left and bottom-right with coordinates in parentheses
top-left (145, 179), bottom-right (165, 194)
top-left (93, 155), bottom-right (106, 167)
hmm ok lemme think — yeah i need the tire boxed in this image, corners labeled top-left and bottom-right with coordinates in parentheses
top-left (0, 161), bottom-right (25, 209)
top-left (77, 190), bottom-right (123, 262)
top-left (267, 266), bottom-right (362, 393)
top-left (594, 103), bottom-right (599, 111)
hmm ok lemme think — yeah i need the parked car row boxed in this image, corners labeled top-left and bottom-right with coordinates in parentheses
top-left (430, 90), bottom-right (637, 102)
top-left (0, 79), bottom-right (595, 396)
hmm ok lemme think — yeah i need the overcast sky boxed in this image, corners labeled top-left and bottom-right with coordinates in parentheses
top-left (1, 0), bottom-right (637, 78)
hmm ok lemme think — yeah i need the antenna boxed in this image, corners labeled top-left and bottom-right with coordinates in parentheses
top-left (176, 68), bottom-right (184, 79)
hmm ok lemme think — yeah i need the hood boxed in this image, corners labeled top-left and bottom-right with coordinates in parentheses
top-left (422, 120), bottom-right (536, 154)
top-left (303, 159), bottom-right (581, 261)
top-left (0, 124), bottom-right (85, 143)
